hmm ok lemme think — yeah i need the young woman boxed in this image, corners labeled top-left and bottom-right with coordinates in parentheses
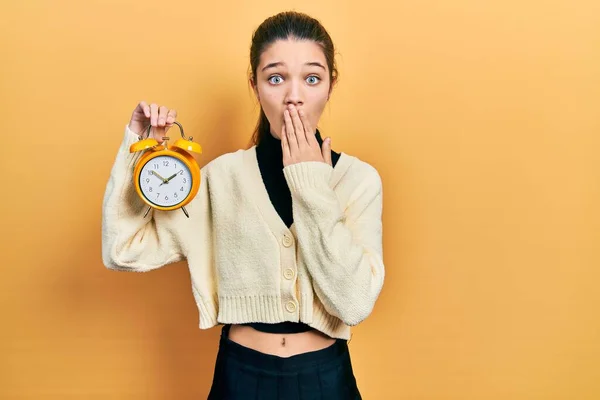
top-left (102, 11), bottom-right (384, 400)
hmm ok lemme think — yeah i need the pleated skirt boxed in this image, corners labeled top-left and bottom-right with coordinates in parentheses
top-left (207, 324), bottom-right (362, 400)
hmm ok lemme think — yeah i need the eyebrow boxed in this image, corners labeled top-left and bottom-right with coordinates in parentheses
top-left (261, 61), bottom-right (326, 72)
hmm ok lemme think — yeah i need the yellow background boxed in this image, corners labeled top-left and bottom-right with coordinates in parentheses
top-left (1, 0), bottom-right (599, 398)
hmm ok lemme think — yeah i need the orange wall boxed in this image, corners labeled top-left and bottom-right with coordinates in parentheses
top-left (2, 0), bottom-right (599, 398)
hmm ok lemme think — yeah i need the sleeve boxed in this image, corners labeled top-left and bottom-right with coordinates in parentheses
top-left (283, 161), bottom-right (384, 326)
top-left (101, 125), bottom-right (209, 272)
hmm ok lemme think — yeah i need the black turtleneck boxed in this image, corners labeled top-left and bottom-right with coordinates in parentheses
top-left (255, 128), bottom-right (341, 229)
top-left (238, 128), bottom-right (341, 335)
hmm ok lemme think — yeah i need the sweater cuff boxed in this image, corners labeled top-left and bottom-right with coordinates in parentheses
top-left (120, 124), bottom-right (143, 152)
top-left (282, 161), bottom-right (333, 193)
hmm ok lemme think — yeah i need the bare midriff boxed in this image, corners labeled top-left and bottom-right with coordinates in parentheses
top-left (227, 324), bottom-right (337, 358)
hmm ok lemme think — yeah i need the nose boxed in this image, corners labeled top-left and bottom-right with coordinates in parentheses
top-left (284, 79), bottom-right (304, 107)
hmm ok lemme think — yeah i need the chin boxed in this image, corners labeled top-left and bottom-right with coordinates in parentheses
top-left (268, 124), bottom-right (282, 139)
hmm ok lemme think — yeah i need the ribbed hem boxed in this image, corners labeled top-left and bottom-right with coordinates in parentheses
top-left (282, 161), bottom-right (333, 193)
top-left (300, 294), bottom-right (313, 323)
top-left (217, 294), bottom-right (287, 323)
top-left (309, 298), bottom-right (351, 340)
top-left (193, 293), bottom-right (351, 340)
top-left (197, 293), bottom-right (219, 329)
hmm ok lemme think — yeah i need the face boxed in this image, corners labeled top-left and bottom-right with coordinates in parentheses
top-left (250, 38), bottom-right (333, 139)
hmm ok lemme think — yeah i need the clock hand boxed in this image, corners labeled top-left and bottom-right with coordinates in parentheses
top-left (160, 171), bottom-right (180, 186)
top-left (151, 170), bottom-right (168, 183)
top-left (166, 172), bottom-right (179, 182)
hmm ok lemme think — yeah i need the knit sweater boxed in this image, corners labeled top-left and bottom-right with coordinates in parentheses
top-left (240, 126), bottom-right (341, 334)
top-left (101, 125), bottom-right (385, 340)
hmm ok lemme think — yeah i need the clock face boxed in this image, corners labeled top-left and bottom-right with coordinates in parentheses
top-left (139, 155), bottom-right (193, 207)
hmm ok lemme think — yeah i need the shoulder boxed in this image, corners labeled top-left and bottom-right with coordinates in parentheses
top-left (201, 147), bottom-right (248, 176)
top-left (339, 152), bottom-right (382, 191)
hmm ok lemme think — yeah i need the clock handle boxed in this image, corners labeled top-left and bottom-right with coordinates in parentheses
top-left (140, 121), bottom-right (192, 142)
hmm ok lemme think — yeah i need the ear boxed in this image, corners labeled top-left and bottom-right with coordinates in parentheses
top-left (250, 78), bottom-right (260, 101)
top-left (327, 80), bottom-right (335, 101)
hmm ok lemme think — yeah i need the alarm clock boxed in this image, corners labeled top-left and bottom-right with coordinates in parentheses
top-left (129, 121), bottom-right (202, 218)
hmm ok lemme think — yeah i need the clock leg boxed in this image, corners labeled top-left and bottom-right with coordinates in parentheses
top-left (143, 206), bottom-right (152, 218)
top-left (181, 206), bottom-right (189, 218)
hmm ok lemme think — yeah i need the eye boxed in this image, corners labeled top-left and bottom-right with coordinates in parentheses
top-left (267, 75), bottom-right (322, 85)
top-left (306, 75), bottom-right (321, 85)
top-left (268, 75), bottom-right (283, 85)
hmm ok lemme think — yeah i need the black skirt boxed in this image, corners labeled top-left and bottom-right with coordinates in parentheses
top-left (207, 324), bottom-right (362, 400)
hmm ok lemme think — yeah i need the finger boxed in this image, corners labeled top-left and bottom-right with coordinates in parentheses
top-left (165, 109), bottom-right (177, 127)
top-left (147, 103), bottom-right (161, 140)
top-left (298, 109), bottom-right (318, 147)
top-left (288, 106), bottom-right (306, 147)
top-left (281, 124), bottom-right (291, 160)
top-left (322, 137), bottom-right (333, 167)
top-left (139, 101), bottom-right (151, 118)
top-left (158, 106), bottom-right (169, 127)
top-left (150, 103), bottom-right (159, 127)
top-left (283, 109), bottom-right (299, 151)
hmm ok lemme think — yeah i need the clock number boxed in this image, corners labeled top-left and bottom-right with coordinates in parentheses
top-left (163, 160), bottom-right (169, 167)
top-left (153, 163), bottom-right (159, 169)
top-left (180, 187), bottom-right (184, 191)
top-left (179, 170), bottom-right (183, 175)
top-left (165, 195), bottom-right (169, 201)
top-left (145, 178), bottom-right (150, 183)
top-left (149, 187), bottom-right (153, 192)
top-left (183, 178), bottom-right (187, 183)
top-left (156, 193), bottom-right (160, 198)
top-left (174, 193), bottom-right (178, 198)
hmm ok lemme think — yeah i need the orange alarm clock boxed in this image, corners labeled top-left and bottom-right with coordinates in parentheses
top-left (129, 121), bottom-right (202, 218)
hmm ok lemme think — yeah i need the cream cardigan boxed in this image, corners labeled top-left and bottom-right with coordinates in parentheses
top-left (101, 126), bottom-right (385, 340)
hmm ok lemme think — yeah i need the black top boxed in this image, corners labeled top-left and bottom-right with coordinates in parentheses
top-left (235, 127), bottom-right (340, 334)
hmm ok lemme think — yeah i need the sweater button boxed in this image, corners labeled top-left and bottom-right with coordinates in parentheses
top-left (285, 301), bottom-right (297, 313)
top-left (283, 268), bottom-right (295, 280)
top-left (282, 233), bottom-right (294, 247)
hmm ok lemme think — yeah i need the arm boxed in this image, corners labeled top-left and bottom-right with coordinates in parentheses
top-left (283, 161), bottom-right (384, 326)
top-left (101, 125), bottom-right (205, 272)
